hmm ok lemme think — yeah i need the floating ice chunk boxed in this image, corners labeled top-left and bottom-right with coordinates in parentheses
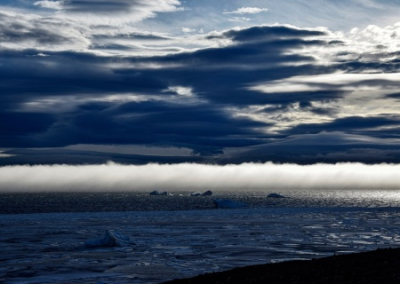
top-left (202, 190), bottom-right (213, 196)
top-left (85, 230), bottom-right (136, 247)
top-left (150, 191), bottom-right (173, 196)
top-left (267, 193), bottom-right (286, 199)
top-left (214, 199), bottom-right (247, 209)
top-left (191, 190), bottom-right (213, 196)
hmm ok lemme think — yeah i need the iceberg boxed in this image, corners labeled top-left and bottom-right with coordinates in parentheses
top-left (267, 193), bottom-right (286, 199)
top-left (85, 230), bottom-right (136, 248)
top-left (150, 191), bottom-right (173, 196)
top-left (191, 190), bottom-right (213, 196)
top-left (214, 199), bottom-right (247, 209)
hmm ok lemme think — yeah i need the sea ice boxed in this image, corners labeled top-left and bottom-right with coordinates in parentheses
top-left (1, 206), bottom-right (400, 284)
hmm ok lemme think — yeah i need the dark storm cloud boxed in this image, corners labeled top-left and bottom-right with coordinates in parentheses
top-left (0, 148), bottom-right (204, 166)
top-left (0, 25), bottom-right (333, 105)
top-left (2, 23), bottom-right (398, 163)
top-left (385, 92), bottom-right (400, 99)
top-left (0, 112), bottom-right (56, 147)
top-left (223, 144), bottom-right (400, 165)
top-left (285, 116), bottom-right (400, 135)
top-left (219, 131), bottom-right (400, 165)
top-left (0, 112), bottom-right (55, 134)
top-left (117, 27), bottom-right (338, 107)
top-left (33, 101), bottom-right (268, 154)
top-left (149, 35), bottom-right (327, 68)
top-left (0, 24), bottom-right (336, 109)
top-left (215, 25), bottom-right (327, 42)
top-left (0, 49), bottom-right (167, 105)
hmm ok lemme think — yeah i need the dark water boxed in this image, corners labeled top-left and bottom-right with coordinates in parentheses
top-left (0, 192), bottom-right (216, 214)
top-left (1, 190), bottom-right (400, 214)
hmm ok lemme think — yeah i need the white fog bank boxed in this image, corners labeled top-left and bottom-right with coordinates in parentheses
top-left (1, 162), bottom-right (400, 192)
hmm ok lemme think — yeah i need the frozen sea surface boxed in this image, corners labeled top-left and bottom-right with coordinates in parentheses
top-left (1, 206), bottom-right (400, 284)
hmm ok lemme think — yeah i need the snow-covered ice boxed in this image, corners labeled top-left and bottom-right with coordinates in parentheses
top-left (1, 206), bottom-right (400, 284)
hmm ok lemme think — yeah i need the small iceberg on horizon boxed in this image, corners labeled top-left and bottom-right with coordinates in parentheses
top-left (267, 193), bottom-right (286, 198)
top-left (149, 191), bottom-right (173, 196)
top-left (190, 190), bottom-right (213, 196)
top-left (214, 199), bottom-right (247, 209)
top-left (267, 193), bottom-right (286, 199)
top-left (202, 190), bottom-right (213, 196)
top-left (85, 230), bottom-right (136, 248)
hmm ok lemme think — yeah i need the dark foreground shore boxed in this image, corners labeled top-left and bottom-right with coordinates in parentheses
top-left (163, 248), bottom-right (400, 284)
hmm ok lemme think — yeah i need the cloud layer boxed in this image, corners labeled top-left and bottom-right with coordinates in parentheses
top-left (2, 2), bottom-right (400, 164)
top-left (34, 0), bottom-right (183, 23)
top-left (224, 7), bottom-right (269, 15)
top-left (1, 162), bottom-right (400, 192)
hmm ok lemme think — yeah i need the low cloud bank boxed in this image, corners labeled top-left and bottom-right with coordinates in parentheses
top-left (0, 162), bottom-right (400, 192)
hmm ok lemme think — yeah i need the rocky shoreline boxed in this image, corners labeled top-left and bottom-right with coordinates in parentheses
top-left (163, 248), bottom-right (400, 284)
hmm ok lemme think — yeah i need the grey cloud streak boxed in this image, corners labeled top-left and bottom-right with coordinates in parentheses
top-left (34, 0), bottom-right (184, 23)
top-left (61, 0), bottom-right (181, 13)
top-left (0, 11), bottom-right (90, 50)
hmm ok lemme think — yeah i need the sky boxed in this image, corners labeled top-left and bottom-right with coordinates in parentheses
top-left (2, 1), bottom-right (400, 191)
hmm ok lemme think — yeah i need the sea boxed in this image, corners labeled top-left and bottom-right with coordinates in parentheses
top-left (1, 189), bottom-right (400, 283)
